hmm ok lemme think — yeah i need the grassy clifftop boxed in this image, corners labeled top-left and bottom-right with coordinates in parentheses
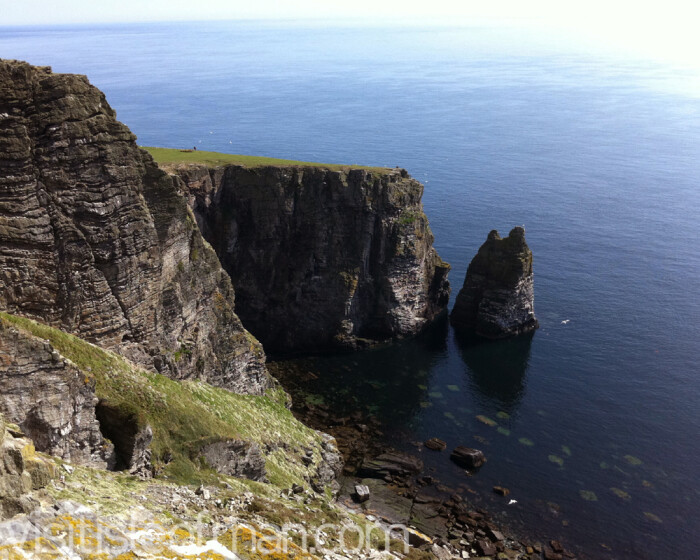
top-left (144, 146), bottom-right (393, 173)
top-left (0, 312), bottom-right (322, 491)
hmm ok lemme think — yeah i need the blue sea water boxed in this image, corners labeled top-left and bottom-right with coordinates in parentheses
top-left (2, 20), bottom-right (699, 559)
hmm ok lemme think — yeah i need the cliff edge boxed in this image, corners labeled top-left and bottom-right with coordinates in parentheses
top-left (163, 158), bottom-right (450, 354)
top-left (0, 60), bottom-right (270, 394)
top-left (450, 227), bottom-right (538, 338)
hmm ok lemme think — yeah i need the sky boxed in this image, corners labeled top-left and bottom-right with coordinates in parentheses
top-left (1, 0), bottom-right (700, 66)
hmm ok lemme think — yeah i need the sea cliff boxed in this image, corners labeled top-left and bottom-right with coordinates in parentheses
top-left (161, 157), bottom-right (450, 354)
top-left (0, 59), bottom-right (551, 560)
top-left (0, 59), bottom-right (269, 394)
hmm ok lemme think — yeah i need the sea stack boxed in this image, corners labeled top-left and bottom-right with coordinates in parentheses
top-left (450, 227), bottom-right (538, 338)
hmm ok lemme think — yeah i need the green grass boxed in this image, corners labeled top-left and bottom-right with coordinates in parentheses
top-left (0, 312), bottom-right (322, 490)
top-left (143, 146), bottom-right (392, 173)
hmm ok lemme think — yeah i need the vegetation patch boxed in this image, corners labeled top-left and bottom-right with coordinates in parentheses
top-left (0, 312), bottom-right (321, 489)
top-left (144, 147), bottom-right (391, 174)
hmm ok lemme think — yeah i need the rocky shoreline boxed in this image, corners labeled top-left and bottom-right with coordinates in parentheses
top-left (271, 362), bottom-right (584, 560)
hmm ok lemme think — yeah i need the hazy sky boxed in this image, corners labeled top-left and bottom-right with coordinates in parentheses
top-left (2, 0), bottom-right (699, 65)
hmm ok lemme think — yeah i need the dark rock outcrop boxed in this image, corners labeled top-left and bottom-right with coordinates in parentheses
top-left (0, 60), bottom-right (270, 394)
top-left (169, 163), bottom-right (451, 354)
top-left (450, 227), bottom-right (538, 338)
top-left (201, 440), bottom-right (267, 482)
top-left (0, 317), bottom-right (114, 467)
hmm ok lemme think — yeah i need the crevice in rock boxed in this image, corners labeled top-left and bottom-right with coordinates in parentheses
top-left (95, 400), bottom-right (139, 471)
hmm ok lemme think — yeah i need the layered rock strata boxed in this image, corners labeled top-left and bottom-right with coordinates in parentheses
top-left (0, 60), bottom-right (270, 394)
top-left (450, 226), bottom-right (538, 338)
top-left (0, 316), bottom-right (114, 467)
top-left (169, 163), bottom-right (451, 354)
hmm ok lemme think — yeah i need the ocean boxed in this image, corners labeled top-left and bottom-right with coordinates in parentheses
top-left (1, 20), bottom-right (699, 559)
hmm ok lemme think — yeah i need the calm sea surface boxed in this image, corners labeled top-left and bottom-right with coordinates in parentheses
top-left (2, 21), bottom-right (699, 559)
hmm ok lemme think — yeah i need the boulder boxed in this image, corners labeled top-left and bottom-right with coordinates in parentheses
top-left (488, 528), bottom-right (505, 542)
top-left (343, 478), bottom-right (413, 524)
top-left (406, 527), bottom-right (433, 547)
top-left (451, 227), bottom-right (538, 338)
top-left (476, 538), bottom-right (497, 556)
top-left (450, 447), bottom-right (486, 469)
top-left (353, 484), bottom-right (370, 503)
top-left (201, 440), bottom-right (267, 482)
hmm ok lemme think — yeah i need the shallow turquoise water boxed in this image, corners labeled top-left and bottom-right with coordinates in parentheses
top-left (2, 20), bottom-right (699, 559)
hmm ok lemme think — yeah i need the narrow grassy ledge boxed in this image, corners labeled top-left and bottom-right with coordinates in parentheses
top-left (0, 312), bottom-right (322, 489)
top-left (143, 146), bottom-right (393, 173)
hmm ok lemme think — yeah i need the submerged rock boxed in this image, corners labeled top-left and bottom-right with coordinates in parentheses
top-left (424, 437), bottom-right (447, 451)
top-left (451, 226), bottom-right (538, 338)
top-left (357, 451), bottom-right (423, 480)
top-left (449, 446), bottom-right (486, 469)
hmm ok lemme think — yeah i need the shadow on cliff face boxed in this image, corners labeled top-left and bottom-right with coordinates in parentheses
top-left (453, 329), bottom-right (534, 413)
top-left (95, 401), bottom-right (140, 471)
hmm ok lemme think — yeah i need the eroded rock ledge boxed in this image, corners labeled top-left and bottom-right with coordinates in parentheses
top-left (0, 59), bottom-right (270, 394)
top-left (168, 163), bottom-right (451, 354)
top-left (450, 227), bottom-right (538, 338)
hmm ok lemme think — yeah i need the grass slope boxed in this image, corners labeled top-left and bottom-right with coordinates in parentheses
top-left (143, 146), bottom-right (392, 173)
top-left (0, 312), bottom-right (321, 490)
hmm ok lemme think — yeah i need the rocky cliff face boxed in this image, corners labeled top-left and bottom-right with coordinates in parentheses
top-left (169, 163), bottom-right (450, 354)
top-left (0, 60), bottom-right (270, 394)
top-left (450, 227), bottom-right (538, 338)
top-left (0, 315), bottom-right (114, 467)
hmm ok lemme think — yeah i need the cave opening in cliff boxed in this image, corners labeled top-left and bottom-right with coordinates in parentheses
top-left (95, 400), bottom-right (139, 471)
